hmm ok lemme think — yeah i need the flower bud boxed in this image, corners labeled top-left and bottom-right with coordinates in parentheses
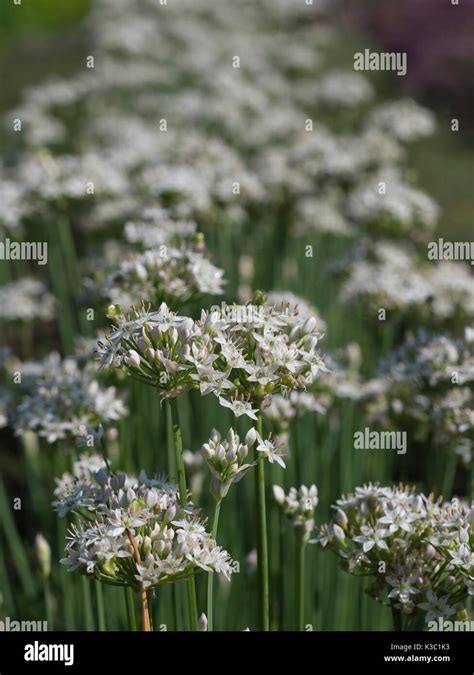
top-left (226, 428), bottom-right (238, 450)
top-left (146, 348), bottom-right (156, 362)
top-left (245, 427), bottom-right (257, 448)
top-left (146, 490), bottom-right (158, 509)
top-left (302, 316), bottom-right (317, 334)
top-left (179, 318), bottom-right (194, 336)
top-left (226, 447), bottom-right (237, 463)
top-left (305, 335), bottom-right (318, 351)
top-left (198, 613), bottom-right (208, 632)
top-left (165, 505), bottom-right (177, 524)
top-left (210, 428), bottom-right (221, 444)
top-left (106, 304), bottom-right (122, 319)
top-left (252, 290), bottom-right (267, 306)
top-left (169, 327), bottom-right (178, 346)
top-left (237, 443), bottom-right (248, 461)
top-left (273, 485), bottom-right (285, 505)
top-left (423, 543), bottom-right (436, 560)
top-left (335, 508), bottom-right (348, 529)
top-left (332, 524), bottom-right (345, 543)
top-left (35, 533), bottom-right (51, 579)
top-left (289, 325), bottom-right (302, 341)
top-left (143, 536), bottom-right (152, 555)
top-left (124, 349), bottom-right (141, 368)
top-left (201, 443), bottom-right (213, 460)
top-left (156, 540), bottom-right (166, 555)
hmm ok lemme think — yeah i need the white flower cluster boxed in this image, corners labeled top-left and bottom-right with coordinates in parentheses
top-left (124, 209), bottom-right (198, 249)
top-left (263, 345), bottom-right (373, 432)
top-left (56, 454), bottom-right (234, 588)
top-left (201, 427), bottom-right (260, 500)
top-left (347, 168), bottom-right (439, 234)
top-left (368, 331), bottom-right (474, 462)
top-left (318, 483), bottom-right (473, 625)
top-left (0, 390), bottom-right (11, 429)
top-left (338, 241), bottom-right (474, 323)
top-left (367, 99), bottom-right (436, 143)
top-left (102, 245), bottom-right (225, 310)
top-left (274, 484), bottom-right (319, 542)
top-left (11, 353), bottom-right (127, 443)
top-left (0, 278), bottom-right (55, 322)
top-left (265, 291), bottom-right (327, 333)
top-left (316, 70), bottom-right (374, 107)
top-left (0, 0), bottom-right (436, 253)
top-left (98, 300), bottom-right (327, 418)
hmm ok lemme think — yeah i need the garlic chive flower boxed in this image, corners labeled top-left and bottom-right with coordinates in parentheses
top-left (0, 278), bottom-right (55, 322)
top-left (98, 299), bottom-right (327, 419)
top-left (201, 427), bottom-right (257, 500)
top-left (35, 533), bottom-right (51, 579)
top-left (102, 242), bottom-right (225, 310)
top-left (256, 433), bottom-right (287, 468)
top-left (317, 483), bottom-right (473, 625)
top-left (56, 455), bottom-right (234, 589)
top-left (368, 330), bottom-right (474, 464)
top-left (12, 353), bottom-right (127, 444)
top-left (274, 484), bottom-right (318, 542)
top-left (199, 426), bottom-right (282, 500)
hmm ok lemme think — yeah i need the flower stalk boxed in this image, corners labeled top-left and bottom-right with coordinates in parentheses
top-left (206, 499), bottom-right (222, 631)
top-left (124, 587), bottom-right (137, 631)
top-left (126, 530), bottom-right (151, 632)
top-left (296, 539), bottom-right (306, 631)
top-left (168, 399), bottom-right (199, 631)
top-left (95, 581), bottom-right (106, 631)
top-left (255, 414), bottom-right (270, 631)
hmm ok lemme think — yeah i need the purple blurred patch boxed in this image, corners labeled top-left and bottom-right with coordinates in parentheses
top-left (348, 0), bottom-right (474, 108)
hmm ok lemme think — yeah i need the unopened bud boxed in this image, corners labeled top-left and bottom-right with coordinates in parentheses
top-left (35, 534), bottom-right (51, 579)
top-left (124, 349), bottom-right (141, 368)
top-left (332, 524), bottom-right (345, 543)
top-left (201, 443), bottom-right (213, 460)
top-left (245, 427), bottom-right (257, 448)
top-left (106, 304), bottom-right (122, 319)
top-left (273, 485), bottom-right (285, 505)
top-left (165, 505), bottom-right (177, 523)
top-left (302, 316), bottom-right (317, 334)
top-left (335, 508), bottom-right (348, 529)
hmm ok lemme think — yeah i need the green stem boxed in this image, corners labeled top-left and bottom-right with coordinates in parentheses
top-left (470, 462), bottom-right (473, 620)
top-left (43, 578), bottom-right (53, 631)
top-left (165, 400), bottom-right (180, 631)
top-left (95, 581), bottom-right (106, 631)
top-left (255, 414), bottom-right (270, 631)
top-left (391, 605), bottom-right (403, 631)
top-left (81, 577), bottom-right (94, 631)
top-left (165, 399), bottom-right (177, 479)
top-left (168, 398), bottom-right (199, 631)
top-left (292, 419), bottom-right (301, 485)
top-left (441, 453), bottom-right (457, 499)
top-left (296, 539), bottom-right (306, 631)
top-left (206, 499), bottom-right (222, 631)
top-left (125, 587), bottom-right (137, 631)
